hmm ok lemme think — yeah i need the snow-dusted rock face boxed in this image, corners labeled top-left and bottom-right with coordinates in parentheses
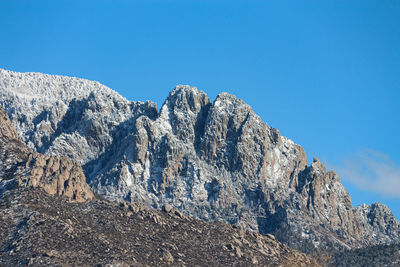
top-left (0, 69), bottom-right (155, 164)
top-left (1, 69), bottom-right (399, 253)
top-left (355, 203), bottom-right (400, 245)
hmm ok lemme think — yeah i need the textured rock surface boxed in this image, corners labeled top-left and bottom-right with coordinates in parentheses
top-left (0, 104), bottom-right (318, 266)
top-left (1, 68), bottom-right (399, 254)
top-left (331, 242), bottom-right (400, 267)
top-left (0, 187), bottom-right (319, 267)
top-left (0, 107), bottom-right (93, 202)
top-left (20, 152), bottom-right (94, 202)
top-left (355, 203), bottom-right (400, 245)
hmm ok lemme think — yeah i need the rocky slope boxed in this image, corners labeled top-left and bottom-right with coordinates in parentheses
top-left (0, 107), bottom-right (93, 202)
top-left (331, 242), bottom-right (400, 267)
top-left (0, 187), bottom-right (318, 267)
top-left (1, 68), bottom-right (399, 254)
top-left (0, 108), bottom-right (318, 266)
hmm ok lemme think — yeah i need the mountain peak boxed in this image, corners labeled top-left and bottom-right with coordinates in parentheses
top-left (171, 84), bottom-right (199, 94)
top-left (164, 85), bottom-right (211, 113)
top-left (1, 69), bottom-right (399, 257)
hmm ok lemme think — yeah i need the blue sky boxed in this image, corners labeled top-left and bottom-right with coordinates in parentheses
top-left (1, 1), bottom-right (400, 217)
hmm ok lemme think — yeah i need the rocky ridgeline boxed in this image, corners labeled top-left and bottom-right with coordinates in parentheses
top-left (1, 68), bottom-right (399, 254)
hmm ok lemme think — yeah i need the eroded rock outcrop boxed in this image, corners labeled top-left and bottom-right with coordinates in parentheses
top-left (0, 107), bottom-right (93, 202)
top-left (20, 152), bottom-right (94, 202)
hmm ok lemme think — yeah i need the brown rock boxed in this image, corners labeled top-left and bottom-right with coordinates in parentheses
top-left (162, 249), bottom-right (174, 263)
top-left (163, 203), bottom-right (173, 213)
top-left (0, 108), bottom-right (19, 140)
top-left (25, 153), bottom-right (94, 202)
top-left (174, 210), bottom-right (184, 219)
top-left (0, 107), bottom-right (94, 203)
top-left (266, 233), bottom-right (275, 240)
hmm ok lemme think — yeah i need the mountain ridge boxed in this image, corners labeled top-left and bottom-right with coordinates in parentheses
top-left (0, 105), bottom-right (320, 266)
top-left (1, 68), bottom-right (399, 255)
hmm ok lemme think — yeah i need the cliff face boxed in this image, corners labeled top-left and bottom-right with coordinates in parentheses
top-left (1, 68), bottom-right (398, 253)
top-left (0, 107), bottom-right (94, 202)
top-left (0, 102), bottom-right (319, 267)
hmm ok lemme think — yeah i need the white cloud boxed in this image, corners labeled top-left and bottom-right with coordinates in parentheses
top-left (335, 149), bottom-right (400, 198)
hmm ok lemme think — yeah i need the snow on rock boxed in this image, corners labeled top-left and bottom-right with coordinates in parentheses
top-left (1, 68), bottom-right (399, 254)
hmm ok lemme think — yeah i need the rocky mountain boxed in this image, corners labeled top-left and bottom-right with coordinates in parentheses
top-left (1, 68), bottom-right (399, 255)
top-left (0, 108), bottom-right (318, 266)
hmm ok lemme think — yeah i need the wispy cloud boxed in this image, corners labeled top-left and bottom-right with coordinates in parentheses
top-left (335, 149), bottom-right (400, 198)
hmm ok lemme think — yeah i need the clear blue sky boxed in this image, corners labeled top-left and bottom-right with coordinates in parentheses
top-left (1, 1), bottom-right (400, 217)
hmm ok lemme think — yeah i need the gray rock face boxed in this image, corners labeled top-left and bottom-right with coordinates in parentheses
top-left (1, 68), bottom-right (399, 253)
top-left (356, 203), bottom-right (400, 245)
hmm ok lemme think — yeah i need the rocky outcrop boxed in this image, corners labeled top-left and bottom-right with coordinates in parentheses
top-left (0, 107), bottom-right (30, 178)
top-left (1, 68), bottom-right (399, 254)
top-left (0, 106), bottom-right (20, 140)
top-left (0, 187), bottom-right (319, 267)
top-left (19, 152), bottom-right (94, 202)
top-left (356, 203), bottom-right (400, 245)
top-left (0, 106), bottom-right (93, 202)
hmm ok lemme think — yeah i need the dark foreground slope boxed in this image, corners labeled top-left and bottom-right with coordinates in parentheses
top-left (0, 106), bottom-right (318, 266)
top-left (0, 187), bottom-right (318, 267)
top-left (331, 243), bottom-right (400, 267)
